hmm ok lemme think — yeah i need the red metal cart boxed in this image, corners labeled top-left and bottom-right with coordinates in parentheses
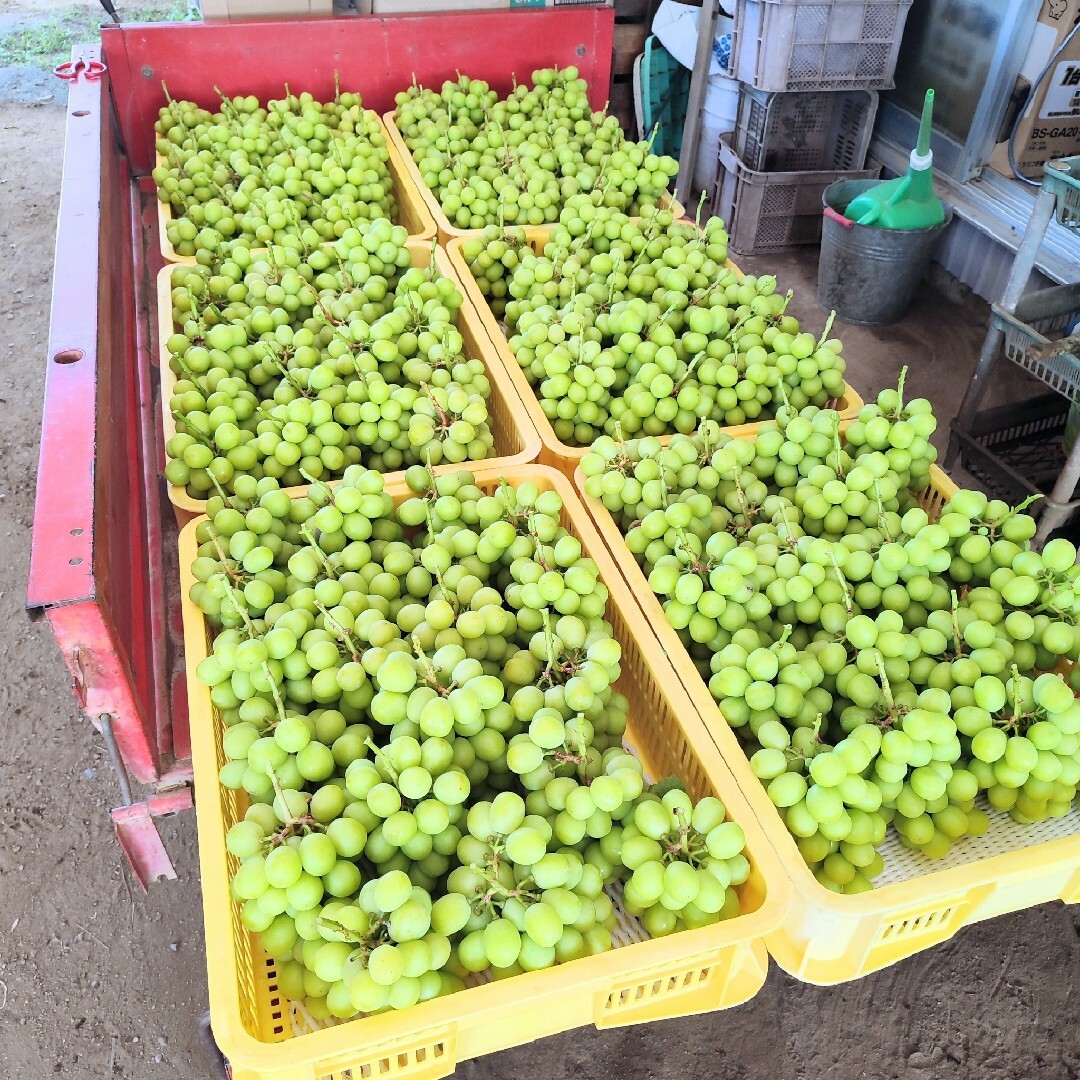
top-left (29, 9), bottom-right (615, 888)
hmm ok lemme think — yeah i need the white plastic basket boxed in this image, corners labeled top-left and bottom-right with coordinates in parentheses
top-left (728, 0), bottom-right (913, 92)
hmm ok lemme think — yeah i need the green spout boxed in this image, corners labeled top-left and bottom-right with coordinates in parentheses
top-left (842, 88), bottom-right (945, 230)
top-left (916, 89), bottom-right (934, 157)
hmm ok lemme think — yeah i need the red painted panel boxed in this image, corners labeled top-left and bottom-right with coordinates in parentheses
top-left (112, 789), bottom-right (194, 890)
top-left (28, 54), bottom-right (103, 607)
top-left (95, 84), bottom-right (159, 764)
top-left (47, 602), bottom-right (159, 785)
top-left (101, 9), bottom-right (615, 174)
top-left (33, 52), bottom-right (170, 785)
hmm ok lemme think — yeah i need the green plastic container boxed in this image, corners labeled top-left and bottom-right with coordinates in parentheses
top-left (844, 89), bottom-right (945, 230)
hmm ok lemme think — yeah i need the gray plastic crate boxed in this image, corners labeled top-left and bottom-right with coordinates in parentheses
top-left (733, 86), bottom-right (878, 172)
top-left (728, 0), bottom-right (913, 92)
top-left (711, 133), bottom-right (879, 256)
top-left (991, 282), bottom-right (1080, 403)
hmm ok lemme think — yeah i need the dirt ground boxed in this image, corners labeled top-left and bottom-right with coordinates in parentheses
top-left (0, 79), bottom-right (1077, 1080)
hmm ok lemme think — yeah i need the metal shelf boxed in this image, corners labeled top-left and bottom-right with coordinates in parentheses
top-left (948, 158), bottom-right (1080, 542)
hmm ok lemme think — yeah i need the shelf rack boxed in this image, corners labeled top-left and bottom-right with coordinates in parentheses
top-left (947, 157), bottom-right (1080, 542)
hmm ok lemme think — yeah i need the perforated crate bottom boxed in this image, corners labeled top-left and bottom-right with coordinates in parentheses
top-left (872, 800), bottom-right (1080, 888)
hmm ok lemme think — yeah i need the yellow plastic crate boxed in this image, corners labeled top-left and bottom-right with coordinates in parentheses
top-left (180, 463), bottom-right (791, 1079)
top-left (157, 113), bottom-right (436, 265)
top-left (444, 233), bottom-right (864, 480)
top-left (158, 240), bottom-right (542, 526)
top-left (573, 461), bottom-right (1080, 985)
top-left (382, 113), bottom-right (685, 245)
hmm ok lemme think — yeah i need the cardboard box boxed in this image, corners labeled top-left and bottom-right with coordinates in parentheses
top-left (989, 0), bottom-right (1080, 181)
top-left (371, 0), bottom-right (608, 10)
top-left (370, 0), bottom-right (608, 11)
top-left (200, 0), bottom-right (333, 19)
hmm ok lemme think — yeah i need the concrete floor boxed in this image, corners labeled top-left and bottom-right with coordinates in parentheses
top-left (0, 87), bottom-right (1076, 1079)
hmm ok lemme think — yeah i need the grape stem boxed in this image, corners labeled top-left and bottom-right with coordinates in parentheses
top-left (873, 651), bottom-right (895, 715)
top-left (674, 351), bottom-right (705, 393)
top-left (655, 450), bottom-right (671, 510)
top-left (530, 526), bottom-right (553, 573)
top-left (830, 413), bottom-right (845, 479)
top-left (873, 480), bottom-right (893, 541)
top-left (421, 383), bottom-right (452, 431)
top-left (315, 600), bottom-right (361, 662)
top-left (300, 469), bottom-right (337, 505)
top-left (411, 636), bottom-right (448, 695)
top-left (263, 762), bottom-right (318, 837)
top-left (299, 524), bottom-right (339, 579)
top-left (828, 551), bottom-right (854, 616)
top-left (771, 289), bottom-right (794, 323)
top-left (205, 469), bottom-right (232, 506)
top-left (815, 310), bottom-right (836, 352)
top-left (694, 189), bottom-right (708, 234)
top-left (171, 410), bottom-right (216, 449)
top-left (1009, 665), bottom-right (1024, 728)
top-left (364, 737), bottom-right (400, 784)
top-left (265, 346), bottom-right (312, 398)
top-left (316, 914), bottom-right (369, 946)
top-left (262, 663), bottom-right (289, 726)
top-left (540, 608), bottom-right (558, 686)
top-left (209, 535), bottom-right (247, 589)
top-left (170, 349), bottom-right (210, 394)
top-left (314, 291), bottom-right (345, 327)
top-left (470, 858), bottom-right (538, 908)
top-left (949, 590), bottom-right (966, 656)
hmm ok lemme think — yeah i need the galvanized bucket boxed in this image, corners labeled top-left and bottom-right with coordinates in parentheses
top-left (817, 179), bottom-right (953, 326)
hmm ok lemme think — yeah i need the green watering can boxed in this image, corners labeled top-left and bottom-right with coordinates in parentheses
top-left (844, 89), bottom-right (946, 230)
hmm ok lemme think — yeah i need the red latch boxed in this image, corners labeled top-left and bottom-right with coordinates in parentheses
top-left (54, 57), bottom-right (107, 81)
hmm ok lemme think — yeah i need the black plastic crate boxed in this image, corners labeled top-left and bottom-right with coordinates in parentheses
top-left (952, 393), bottom-right (1080, 525)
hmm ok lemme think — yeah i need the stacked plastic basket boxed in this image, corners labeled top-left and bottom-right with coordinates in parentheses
top-left (712, 0), bottom-right (912, 254)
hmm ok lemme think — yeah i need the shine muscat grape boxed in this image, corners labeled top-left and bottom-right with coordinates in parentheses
top-left (460, 202), bottom-right (846, 446)
top-left (164, 223), bottom-right (496, 502)
top-left (393, 68), bottom-right (679, 229)
top-left (154, 87), bottom-right (397, 263)
top-left (581, 373), bottom-right (1080, 892)
top-left (194, 467), bottom-right (753, 1019)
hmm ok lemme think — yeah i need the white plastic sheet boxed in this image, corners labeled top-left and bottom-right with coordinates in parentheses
top-left (651, 0), bottom-right (733, 76)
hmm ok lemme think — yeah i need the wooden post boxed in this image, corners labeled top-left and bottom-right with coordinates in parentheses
top-left (677, 0), bottom-right (718, 203)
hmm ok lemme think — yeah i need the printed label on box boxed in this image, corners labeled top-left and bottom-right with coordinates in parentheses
top-left (1040, 60), bottom-right (1080, 118)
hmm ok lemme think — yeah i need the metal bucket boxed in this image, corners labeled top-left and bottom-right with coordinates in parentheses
top-left (817, 179), bottom-right (953, 326)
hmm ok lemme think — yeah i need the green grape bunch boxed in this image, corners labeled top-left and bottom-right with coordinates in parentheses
top-left (393, 68), bottom-right (679, 229)
top-left (155, 86), bottom-right (397, 263)
top-left (163, 226), bottom-right (497, 502)
top-left (190, 466), bottom-right (753, 1020)
top-left (578, 375), bottom-right (1080, 895)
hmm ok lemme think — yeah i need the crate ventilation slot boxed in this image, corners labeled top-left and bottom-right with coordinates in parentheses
top-left (879, 906), bottom-right (955, 941)
top-left (322, 1042), bottom-right (449, 1080)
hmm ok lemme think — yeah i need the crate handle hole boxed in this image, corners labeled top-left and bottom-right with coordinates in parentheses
top-left (71, 110), bottom-right (90, 117)
top-left (53, 348), bottom-right (84, 365)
